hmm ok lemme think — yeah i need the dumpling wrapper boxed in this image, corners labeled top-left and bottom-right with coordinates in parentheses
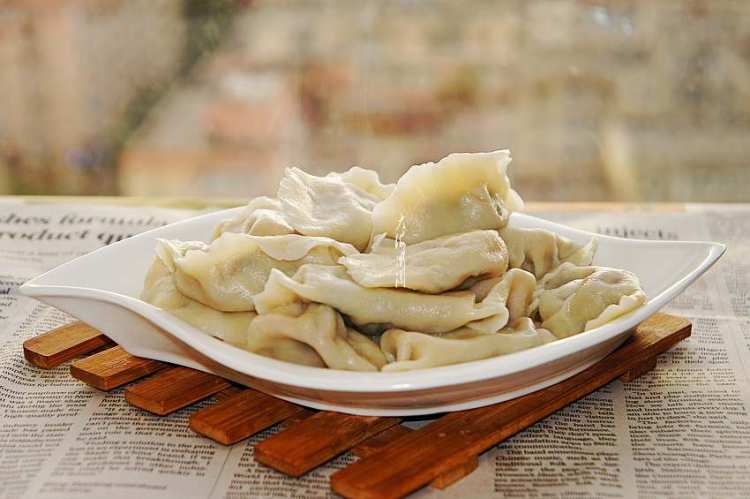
top-left (329, 166), bottom-right (394, 200)
top-left (141, 255), bottom-right (255, 346)
top-left (380, 318), bottom-right (556, 371)
top-left (499, 225), bottom-right (597, 279)
top-left (253, 264), bottom-right (519, 335)
top-left (246, 304), bottom-right (386, 371)
top-left (339, 230), bottom-right (508, 293)
top-left (463, 268), bottom-right (538, 333)
top-left (240, 336), bottom-right (327, 368)
top-left (157, 233), bottom-right (358, 312)
top-left (371, 150), bottom-right (524, 245)
top-left (278, 167), bottom-right (391, 250)
top-left (531, 262), bottom-right (647, 338)
top-left (212, 196), bottom-right (294, 240)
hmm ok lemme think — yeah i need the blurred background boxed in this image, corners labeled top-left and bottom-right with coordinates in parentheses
top-left (0, 0), bottom-right (748, 202)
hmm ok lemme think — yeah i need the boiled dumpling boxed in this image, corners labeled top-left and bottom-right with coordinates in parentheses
top-left (246, 304), bottom-right (385, 371)
top-left (253, 264), bottom-right (515, 334)
top-left (241, 336), bottom-right (326, 368)
top-left (339, 230), bottom-right (508, 293)
top-left (157, 233), bottom-right (358, 312)
top-left (213, 196), bottom-right (294, 240)
top-left (215, 167), bottom-right (392, 245)
top-left (531, 262), bottom-right (646, 338)
top-left (371, 150), bottom-right (523, 245)
top-left (463, 268), bottom-right (538, 333)
top-left (141, 146), bottom-right (651, 373)
top-left (329, 166), bottom-right (394, 200)
top-left (278, 167), bottom-right (389, 250)
top-left (380, 318), bottom-right (556, 371)
top-left (141, 254), bottom-right (255, 346)
top-left (499, 225), bottom-right (597, 278)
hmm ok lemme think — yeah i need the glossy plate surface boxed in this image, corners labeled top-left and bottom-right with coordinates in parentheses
top-left (20, 209), bottom-right (724, 415)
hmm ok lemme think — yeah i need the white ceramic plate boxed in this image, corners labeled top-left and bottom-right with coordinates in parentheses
top-left (20, 208), bottom-right (724, 416)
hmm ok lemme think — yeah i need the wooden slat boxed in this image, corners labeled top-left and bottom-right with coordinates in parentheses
top-left (331, 313), bottom-right (691, 499)
top-left (350, 424), bottom-right (480, 489)
top-left (214, 386), bottom-right (244, 402)
top-left (351, 425), bottom-right (413, 458)
top-left (70, 346), bottom-right (166, 391)
top-left (430, 456), bottom-right (479, 490)
top-left (351, 424), bottom-right (479, 489)
top-left (619, 356), bottom-right (658, 383)
top-left (23, 321), bottom-right (113, 369)
top-left (255, 412), bottom-right (401, 477)
top-left (125, 367), bottom-right (231, 416)
top-left (190, 389), bottom-right (305, 445)
top-left (277, 408), bottom-right (315, 431)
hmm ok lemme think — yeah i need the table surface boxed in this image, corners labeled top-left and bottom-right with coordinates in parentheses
top-left (4, 195), bottom-right (694, 212)
top-left (2, 195), bottom-right (747, 498)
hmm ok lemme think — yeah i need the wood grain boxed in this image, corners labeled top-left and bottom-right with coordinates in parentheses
top-left (124, 367), bottom-right (231, 416)
top-left (351, 424), bottom-right (479, 490)
top-left (190, 389), bottom-right (305, 445)
top-left (277, 408), bottom-right (315, 431)
top-left (331, 313), bottom-right (691, 499)
top-left (70, 346), bottom-right (166, 391)
top-left (619, 356), bottom-right (658, 383)
top-left (351, 424), bottom-right (413, 458)
top-left (23, 321), bottom-right (113, 369)
top-left (430, 456), bottom-right (480, 490)
top-left (214, 386), bottom-right (245, 402)
top-left (255, 412), bottom-right (401, 477)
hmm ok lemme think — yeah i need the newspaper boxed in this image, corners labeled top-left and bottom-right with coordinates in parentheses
top-left (1, 200), bottom-right (748, 499)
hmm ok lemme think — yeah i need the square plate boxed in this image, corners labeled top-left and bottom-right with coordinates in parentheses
top-left (20, 209), bottom-right (725, 415)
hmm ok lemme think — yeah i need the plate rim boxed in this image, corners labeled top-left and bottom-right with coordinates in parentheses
top-left (19, 209), bottom-right (726, 393)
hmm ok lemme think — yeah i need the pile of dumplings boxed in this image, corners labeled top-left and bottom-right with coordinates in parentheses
top-left (141, 150), bottom-right (646, 372)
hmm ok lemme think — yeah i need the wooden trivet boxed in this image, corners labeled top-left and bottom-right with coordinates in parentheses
top-left (23, 313), bottom-right (690, 499)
